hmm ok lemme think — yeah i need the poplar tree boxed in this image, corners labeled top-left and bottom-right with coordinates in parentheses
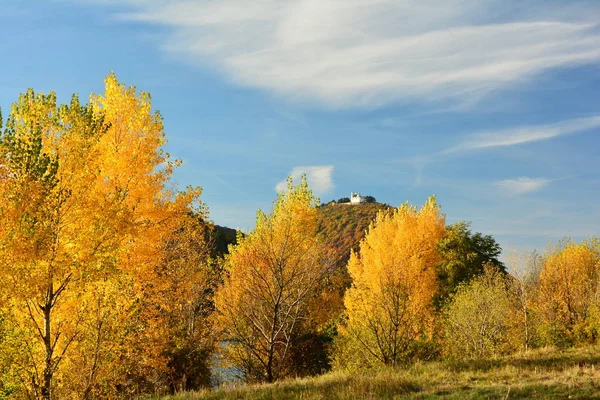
top-left (537, 240), bottom-right (600, 346)
top-left (215, 177), bottom-right (332, 383)
top-left (0, 75), bottom-right (206, 398)
top-left (336, 197), bottom-right (445, 368)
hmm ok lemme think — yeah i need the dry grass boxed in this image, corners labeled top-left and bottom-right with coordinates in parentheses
top-left (159, 347), bottom-right (600, 399)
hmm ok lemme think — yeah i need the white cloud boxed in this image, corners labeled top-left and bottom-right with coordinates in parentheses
top-left (443, 115), bottom-right (600, 154)
top-left (102, 0), bottom-right (600, 109)
top-left (275, 165), bottom-right (334, 195)
top-left (495, 177), bottom-right (551, 195)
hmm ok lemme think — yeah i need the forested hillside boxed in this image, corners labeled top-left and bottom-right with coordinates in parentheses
top-left (215, 201), bottom-right (391, 273)
top-left (317, 202), bottom-right (391, 274)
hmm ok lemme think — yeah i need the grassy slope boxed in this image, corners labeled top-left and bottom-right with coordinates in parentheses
top-left (161, 347), bottom-right (600, 399)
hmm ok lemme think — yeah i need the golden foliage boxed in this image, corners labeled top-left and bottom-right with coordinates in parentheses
top-left (537, 240), bottom-right (600, 345)
top-left (215, 177), bottom-right (332, 383)
top-left (0, 74), bottom-right (207, 399)
top-left (337, 196), bottom-right (445, 367)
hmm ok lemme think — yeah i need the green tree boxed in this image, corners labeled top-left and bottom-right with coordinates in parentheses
top-left (436, 221), bottom-right (504, 307)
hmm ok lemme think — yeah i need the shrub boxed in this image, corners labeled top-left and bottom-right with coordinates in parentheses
top-left (443, 265), bottom-right (513, 359)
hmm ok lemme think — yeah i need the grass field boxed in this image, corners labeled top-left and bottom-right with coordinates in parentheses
top-left (159, 347), bottom-right (600, 399)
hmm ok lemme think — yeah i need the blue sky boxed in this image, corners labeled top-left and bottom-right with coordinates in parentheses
top-left (1, 0), bottom-right (600, 261)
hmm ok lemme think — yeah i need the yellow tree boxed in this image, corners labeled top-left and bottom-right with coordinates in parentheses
top-left (537, 240), bottom-right (600, 346)
top-left (85, 73), bottom-right (206, 395)
top-left (215, 177), bottom-right (332, 383)
top-left (336, 196), bottom-right (445, 368)
top-left (0, 90), bottom-right (111, 400)
top-left (0, 74), bottom-right (204, 399)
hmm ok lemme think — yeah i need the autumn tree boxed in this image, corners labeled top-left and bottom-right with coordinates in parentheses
top-left (536, 240), bottom-right (600, 347)
top-left (0, 90), bottom-right (110, 400)
top-left (507, 250), bottom-right (542, 352)
top-left (215, 177), bottom-right (333, 383)
top-left (0, 75), bottom-right (207, 398)
top-left (335, 197), bottom-right (445, 369)
top-left (443, 264), bottom-right (513, 359)
top-left (143, 215), bottom-right (219, 393)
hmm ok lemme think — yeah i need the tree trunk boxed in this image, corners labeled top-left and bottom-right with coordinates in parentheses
top-left (41, 283), bottom-right (54, 400)
top-left (266, 345), bottom-right (274, 383)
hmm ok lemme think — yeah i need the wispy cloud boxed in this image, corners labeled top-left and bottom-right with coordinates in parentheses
top-left (392, 115), bottom-right (600, 189)
top-left (99, 0), bottom-right (600, 109)
top-left (443, 115), bottom-right (600, 154)
top-left (275, 165), bottom-right (334, 195)
top-left (495, 177), bottom-right (551, 195)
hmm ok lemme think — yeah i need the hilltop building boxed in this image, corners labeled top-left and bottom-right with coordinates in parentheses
top-left (350, 192), bottom-right (365, 204)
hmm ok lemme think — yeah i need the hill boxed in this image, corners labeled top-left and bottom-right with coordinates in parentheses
top-left (212, 225), bottom-right (238, 255)
top-left (213, 202), bottom-right (391, 269)
top-left (317, 202), bottom-right (392, 274)
top-left (161, 347), bottom-right (600, 399)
